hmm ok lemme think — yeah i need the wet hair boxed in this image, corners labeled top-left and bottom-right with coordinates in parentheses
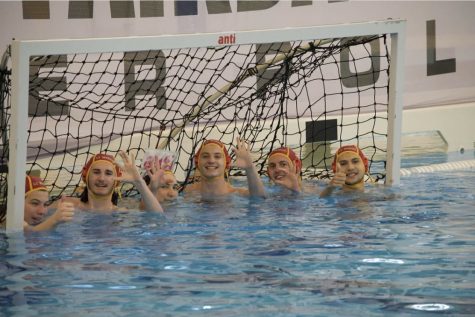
top-left (79, 187), bottom-right (119, 206)
top-left (0, 204), bottom-right (5, 224)
top-left (143, 174), bottom-right (151, 186)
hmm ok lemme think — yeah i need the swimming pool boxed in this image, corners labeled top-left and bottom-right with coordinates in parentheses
top-left (1, 152), bottom-right (474, 316)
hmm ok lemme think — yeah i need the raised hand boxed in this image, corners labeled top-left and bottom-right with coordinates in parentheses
top-left (116, 150), bottom-right (142, 183)
top-left (52, 196), bottom-right (75, 223)
top-left (320, 162), bottom-right (346, 197)
top-left (232, 137), bottom-right (266, 198)
top-left (232, 137), bottom-right (254, 170)
top-left (28, 196), bottom-right (75, 231)
top-left (146, 157), bottom-right (166, 192)
top-left (330, 162), bottom-right (346, 188)
top-left (116, 150), bottom-right (164, 213)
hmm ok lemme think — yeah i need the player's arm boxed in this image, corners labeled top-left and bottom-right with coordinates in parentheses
top-left (117, 151), bottom-right (164, 213)
top-left (232, 137), bottom-right (266, 198)
top-left (320, 162), bottom-right (346, 198)
top-left (26, 198), bottom-right (75, 231)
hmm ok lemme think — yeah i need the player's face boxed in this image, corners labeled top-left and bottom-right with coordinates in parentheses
top-left (198, 144), bottom-right (227, 179)
top-left (336, 151), bottom-right (366, 185)
top-left (156, 173), bottom-right (179, 202)
top-left (87, 161), bottom-right (116, 196)
top-left (24, 190), bottom-right (49, 225)
top-left (267, 155), bottom-right (293, 182)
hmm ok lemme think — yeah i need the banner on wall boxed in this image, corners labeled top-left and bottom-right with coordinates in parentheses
top-left (0, 0), bottom-right (474, 110)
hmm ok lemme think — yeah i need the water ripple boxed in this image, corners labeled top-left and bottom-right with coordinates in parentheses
top-left (361, 258), bottom-right (405, 264)
top-left (408, 303), bottom-right (451, 311)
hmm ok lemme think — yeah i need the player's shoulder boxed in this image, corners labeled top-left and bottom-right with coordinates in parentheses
top-left (232, 187), bottom-right (249, 196)
top-left (184, 182), bottom-right (200, 193)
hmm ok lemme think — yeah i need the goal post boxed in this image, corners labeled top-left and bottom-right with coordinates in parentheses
top-left (4, 19), bottom-right (406, 232)
top-left (386, 30), bottom-right (406, 186)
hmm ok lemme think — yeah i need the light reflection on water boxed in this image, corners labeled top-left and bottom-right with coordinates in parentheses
top-left (1, 161), bottom-right (475, 316)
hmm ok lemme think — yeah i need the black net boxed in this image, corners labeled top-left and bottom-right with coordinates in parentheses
top-left (0, 65), bottom-right (10, 222)
top-left (0, 34), bottom-right (391, 209)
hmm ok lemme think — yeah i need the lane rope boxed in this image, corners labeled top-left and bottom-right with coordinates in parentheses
top-left (400, 159), bottom-right (475, 176)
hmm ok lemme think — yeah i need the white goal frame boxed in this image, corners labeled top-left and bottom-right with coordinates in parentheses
top-left (6, 19), bottom-right (406, 232)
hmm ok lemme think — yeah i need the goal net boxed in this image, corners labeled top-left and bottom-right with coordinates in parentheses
top-left (1, 20), bottom-right (405, 229)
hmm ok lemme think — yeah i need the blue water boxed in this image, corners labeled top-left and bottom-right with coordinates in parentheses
top-left (1, 152), bottom-right (475, 316)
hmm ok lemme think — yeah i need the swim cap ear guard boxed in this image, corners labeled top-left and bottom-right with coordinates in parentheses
top-left (267, 147), bottom-right (302, 174)
top-left (194, 139), bottom-right (232, 170)
top-left (331, 145), bottom-right (369, 173)
top-left (25, 175), bottom-right (47, 195)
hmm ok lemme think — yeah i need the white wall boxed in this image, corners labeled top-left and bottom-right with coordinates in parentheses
top-left (402, 102), bottom-right (475, 153)
top-left (1, 1), bottom-right (474, 110)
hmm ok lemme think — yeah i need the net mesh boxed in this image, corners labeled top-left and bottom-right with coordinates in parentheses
top-left (0, 65), bottom-right (10, 221)
top-left (0, 33), bottom-right (391, 216)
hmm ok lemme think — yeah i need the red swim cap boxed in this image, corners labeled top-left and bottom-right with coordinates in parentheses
top-left (332, 145), bottom-right (368, 172)
top-left (81, 153), bottom-right (122, 183)
top-left (194, 139), bottom-right (232, 170)
top-left (25, 175), bottom-right (47, 195)
top-left (267, 147), bottom-right (302, 174)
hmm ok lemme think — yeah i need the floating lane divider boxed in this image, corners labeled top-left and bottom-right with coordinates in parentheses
top-left (400, 159), bottom-right (475, 176)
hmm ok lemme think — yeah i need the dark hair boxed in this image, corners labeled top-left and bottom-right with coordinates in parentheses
top-left (79, 187), bottom-right (119, 206)
top-left (143, 174), bottom-right (151, 186)
top-left (0, 204), bottom-right (6, 224)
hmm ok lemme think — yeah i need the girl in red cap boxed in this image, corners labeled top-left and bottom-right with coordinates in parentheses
top-left (185, 137), bottom-right (266, 199)
top-left (320, 145), bottom-right (369, 197)
top-left (71, 150), bottom-right (163, 212)
top-left (140, 162), bottom-right (179, 210)
top-left (267, 147), bottom-right (303, 193)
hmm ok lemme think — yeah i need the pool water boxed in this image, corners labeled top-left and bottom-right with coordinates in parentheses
top-left (1, 153), bottom-right (475, 316)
